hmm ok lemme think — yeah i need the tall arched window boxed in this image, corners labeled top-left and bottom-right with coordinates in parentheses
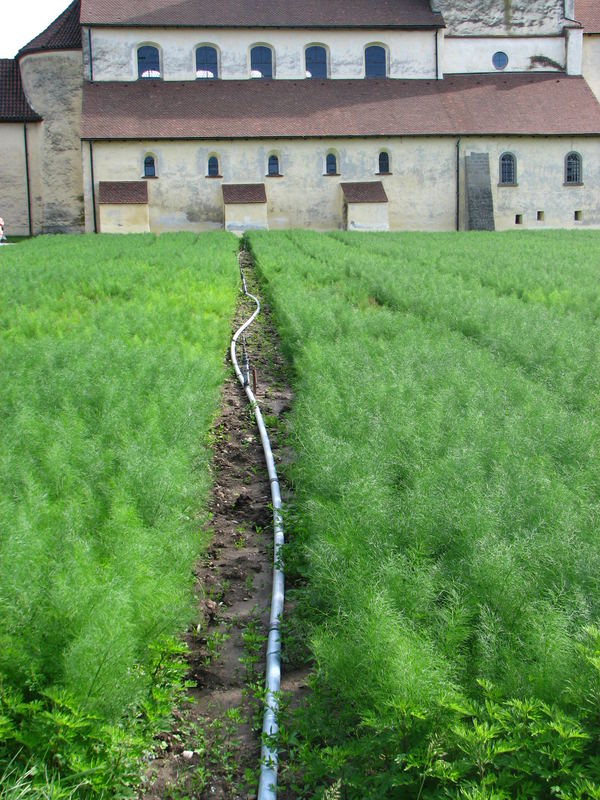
top-left (365, 45), bottom-right (387, 78)
top-left (565, 152), bottom-right (582, 184)
top-left (305, 45), bottom-right (327, 79)
top-left (207, 155), bottom-right (219, 177)
top-left (378, 151), bottom-right (391, 174)
top-left (144, 155), bottom-right (156, 178)
top-left (267, 155), bottom-right (280, 176)
top-left (499, 153), bottom-right (516, 185)
top-left (251, 46), bottom-right (273, 78)
top-left (326, 153), bottom-right (338, 175)
top-left (196, 46), bottom-right (218, 79)
top-left (137, 45), bottom-right (161, 79)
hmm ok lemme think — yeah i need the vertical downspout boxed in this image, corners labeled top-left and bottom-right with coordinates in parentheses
top-left (435, 30), bottom-right (439, 78)
top-left (23, 122), bottom-right (33, 237)
top-left (89, 141), bottom-right (98, 233)
top-left (456, 135), bottom-right (461, 231)
top-left (88, 27), bottom-right (94, 81)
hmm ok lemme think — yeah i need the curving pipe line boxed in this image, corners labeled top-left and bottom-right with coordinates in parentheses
top-left (231, 261), bottom-right (284, 800)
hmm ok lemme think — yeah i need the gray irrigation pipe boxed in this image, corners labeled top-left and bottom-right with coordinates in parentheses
top-left (230, 262), bottom-right (284, 800)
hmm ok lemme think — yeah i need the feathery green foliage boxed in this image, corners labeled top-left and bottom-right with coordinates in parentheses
top-left (248, 229), bottom-right (600, 798)
top-left (0, 233), bottom-right (238, 795)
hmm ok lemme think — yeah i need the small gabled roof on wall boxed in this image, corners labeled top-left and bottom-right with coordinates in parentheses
top-left (18, 0), bottom-right (82, 57)
top-left (222, 184), bottom-right (267, 204)
top-left (98, 181), bottom-right (148, 204)
top-left (577, 0), bottom-right (600, 33)
top-left (80, 0), bottom-right (443, 29)
top-left (0, 59), bottom-right (42, 121)
top-left (341, 182), bottom-right (389, 203)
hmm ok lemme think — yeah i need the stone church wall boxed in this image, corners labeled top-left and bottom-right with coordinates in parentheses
top-left (432, 0), bottom-right (566, 36)
top-left (0, 122), bottom-right (34, 236)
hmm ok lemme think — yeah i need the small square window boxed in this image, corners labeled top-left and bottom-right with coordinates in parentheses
top-left (575, 210), bottom-right (583, 222)
top-left (515, 214), bottom-right (523, 225)
top-left (537, 211), bottom-right (544, 222)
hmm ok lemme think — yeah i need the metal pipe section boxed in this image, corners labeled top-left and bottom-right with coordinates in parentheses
top-left (230, 264), bottom-right (284, 800)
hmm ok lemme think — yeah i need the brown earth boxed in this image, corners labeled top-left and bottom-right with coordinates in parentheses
top-left (140, 252), bottom-right (306, 800)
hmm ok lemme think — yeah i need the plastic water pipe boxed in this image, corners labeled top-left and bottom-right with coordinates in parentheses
top-left (230, 262), bottom-right (285, 800)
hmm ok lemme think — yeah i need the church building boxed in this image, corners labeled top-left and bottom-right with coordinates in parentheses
top-left (2, 0), bottom-right (600, 235)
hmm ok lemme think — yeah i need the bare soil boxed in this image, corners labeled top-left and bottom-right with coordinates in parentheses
top-left (140, 252), bottom-right (302, 800)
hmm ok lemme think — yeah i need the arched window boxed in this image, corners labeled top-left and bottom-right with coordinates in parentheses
top-left (267, 155), bottom-right (280, 176)
top-left (378, 151), bottom-right (391, 174)
top-left (365, 45), bottom-right (387, 78)
top-left (137, 45), bottom-right (161, 79)
top-left (144, 155), bottom-right (156, 178)
top-left (196, 46), bottom-right (218, 79)
top-left (251, 46), bottom-right (273, 79)
top-left (305, 45), bottom-right (327, 79)
top-left (207, 156), bottom-right (219, 177)
top-left (326, 153), bottom-right (338, 175)
top-left (499, 153), bottom-right (516, 185)
top-left (565, 152), bottom-right (582, 184)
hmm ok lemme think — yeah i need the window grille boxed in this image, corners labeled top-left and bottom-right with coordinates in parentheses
top-left (365, 45), bottom-right (387, 78)
top-left (565, 152), bottom-right (582, 184)
top-left (500, 153), bottom-right (516, 185)
top-left (196, 46), bottom-right (218, 79)
top-left (251, 46), bottom-right (273, 78)
top-left (305, 46), bottom-right (327, 79)
top-left (326, 153), bottom-right (338, 174)
top-left (138, 46), bottom-right (160, 79)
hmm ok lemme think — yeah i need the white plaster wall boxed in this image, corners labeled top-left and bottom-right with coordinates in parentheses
top-left (444, 36), bottom-right (565, 73)
top-left (0, 123), bottom-right (32, 236)
top-left (583, 36), bottom-right (600, 101)
top-left (461, 136), bottom-right (600, 229)
top-left (19, 51), bottom-right (84, 232)
top-left (346, 202), bottom-right (390, 231)
top-left (224, 202), bottom-right (268, 232)
top-left (433, 0), bottom-right (566, 35)
top-left (89, 27), bottom-right (437, 81)
top-left (99, 203), bottom-right (150, 233)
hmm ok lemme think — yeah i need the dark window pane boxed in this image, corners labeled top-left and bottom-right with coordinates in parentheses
top-left (326, 153), bottom-right (337, 175)
top-left (144, 156), bottom-right (156, 177)
top-left (196, 46), bottom-right (218, 78)
top-left (268, 155), bottom-right (280, 175)
top-left (208, 156), bottom-right (219, 176)
top-left (251, 46), bottom-right (273, 78)
top-left (138, 46), bottom-right (160, 79)
top-left (500, 154), bottom-right (515, 184)
top-left (365, 45), bottom-right (386, 78)
top-left (379, 152), bottom-right (390, 173)
top-left (306, 46), bottom-right (327, 79)
top-left (566, 153), bottom-right (581, 183)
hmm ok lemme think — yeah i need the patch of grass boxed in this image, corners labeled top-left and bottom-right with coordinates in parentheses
top-left (0, 232), bottom-right (239, 795)
top-left (248, 229), bottom-right (600, 798)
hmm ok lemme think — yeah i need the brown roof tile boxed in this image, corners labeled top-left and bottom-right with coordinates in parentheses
top-left (98, 181), bottom-right (148, 203)
top-left (81, 74), bottom-right (600, 140)
top-left (222, 184), bottom-right (267, 204)
top-left (577, 0), bottom-right (600, 33)
top-left (80, 0), bottom-right (443, 28)
top-left (341, 182), bottom-right (388, 203)
top-left (19, 1), bottom-right (81, 57)
top-left (0, 59), bottom-right (42, 122)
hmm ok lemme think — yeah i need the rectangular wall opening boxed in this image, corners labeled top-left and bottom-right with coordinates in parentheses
top-left (574, 210), bottom-right (583, 222)
top-left (537, 211), bottom-right (545, 222)
top-left (515, 214), bottom-right (523, 225)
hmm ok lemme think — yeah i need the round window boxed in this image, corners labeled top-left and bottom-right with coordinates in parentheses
top-left (492, 51), bottom-right (509, 70)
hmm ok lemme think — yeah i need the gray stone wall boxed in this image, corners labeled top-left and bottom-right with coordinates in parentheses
top-left (19, 50), bottom-right (84, 233)
top-left (465, 152), bottom-right (495, 231)
top-left (436, 0), bottom-right (565, 35)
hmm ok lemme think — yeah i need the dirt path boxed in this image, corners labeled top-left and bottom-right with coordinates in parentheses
top-left (141, 252), bottom-right (296, 800)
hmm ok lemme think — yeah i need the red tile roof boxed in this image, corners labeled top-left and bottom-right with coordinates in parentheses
top-left (98, 181), bottom-right (148, 203)
top-left (222, 184), bottom-right (267, 204)
top-left (81, 74), bottom-right (600, 140)
top-left (19, 1), bottom-right (81, 57)
top-left (80, 0), bottom-right (443, 28)
top-left (0, 59), bottom-right (42, 122)
top-left (342, 182), bottom-right (388, 203)
top-left (577, 0), bottom-right (600, 33)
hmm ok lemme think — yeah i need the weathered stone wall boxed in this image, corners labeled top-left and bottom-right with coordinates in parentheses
top-left (89, 27), bottom-right (437, 81)
top-left (583, 35), bottom-right (600, 101)
top-left (84, 135), bottom-right (600, 233)
top-left (19, 50), bottom-right (84, 233)
top-left (0, 123), bottom-right (32, 236)
top-left (434, 0), bottom-right (566, 35)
